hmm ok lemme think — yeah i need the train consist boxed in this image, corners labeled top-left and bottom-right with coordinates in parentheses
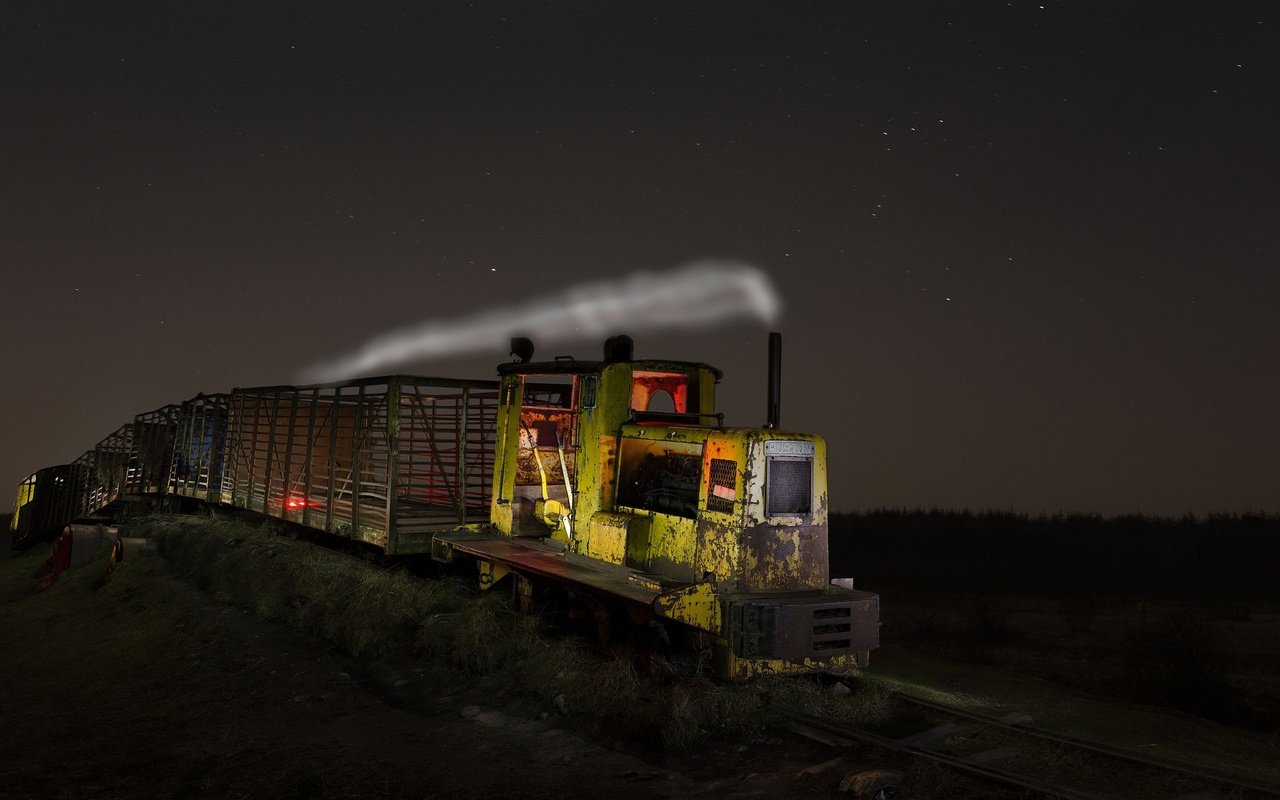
top-left (10, 335), bottom-right (879, 679)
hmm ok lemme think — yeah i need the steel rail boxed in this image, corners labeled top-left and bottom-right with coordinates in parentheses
top-left (894, 691), bottom-right (1280, 798)
top-left (779, 708), bottom-right (1116, 800)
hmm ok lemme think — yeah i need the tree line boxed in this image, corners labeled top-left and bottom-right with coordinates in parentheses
top-left (830, 510), bottom-right (1280, 603)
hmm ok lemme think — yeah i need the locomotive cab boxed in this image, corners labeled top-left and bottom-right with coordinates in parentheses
top-left (489, 348), bottom-right (719, 541)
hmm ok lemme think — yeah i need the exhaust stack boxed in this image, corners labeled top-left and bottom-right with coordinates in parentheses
top-left (766, 331), bottom-right (782, 429)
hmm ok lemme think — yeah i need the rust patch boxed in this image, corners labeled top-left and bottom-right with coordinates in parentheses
top-left (741, 522), bottom-right (829, 592)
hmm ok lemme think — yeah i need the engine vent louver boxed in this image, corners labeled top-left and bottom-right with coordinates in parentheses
top-left (730, 595), bottom-right (878, 661)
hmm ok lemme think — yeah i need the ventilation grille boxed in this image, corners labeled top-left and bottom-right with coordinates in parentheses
top-left (730, 595), bottom-right (878, 662)
top-left (810, 606), bottom-right (852, 651)
top-left (707, 458), bottom-right (737, 513)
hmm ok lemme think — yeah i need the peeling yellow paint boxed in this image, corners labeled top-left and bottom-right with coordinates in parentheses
top-left (585, 511), bottom-right (647, 565)
top-left (478, 559), bottom-right (510, 590)
top-left (716, 647), bottom-right (866, 681)
top-left (653, 582), bottom-right (722, 630)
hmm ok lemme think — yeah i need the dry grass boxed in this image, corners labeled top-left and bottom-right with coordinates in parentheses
top-left (135, 515), bottom-right (467, 658)
top-left (763, 674), bottom-right (895, 727)
top-left (657, 680), bottom-right (768, 749)
top-left (128, 516), bottom-right (753, 750)
top-left (121, 515), bottom-right (905, 754)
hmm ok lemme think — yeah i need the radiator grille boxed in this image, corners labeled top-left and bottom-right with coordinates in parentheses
top-left (766, 457), bottom-right (812, 515)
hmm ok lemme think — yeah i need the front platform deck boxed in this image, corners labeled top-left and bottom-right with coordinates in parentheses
top-left (430, 529), bottom-right (665, 606)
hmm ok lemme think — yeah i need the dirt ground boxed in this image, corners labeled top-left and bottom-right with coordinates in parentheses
top-left (0, 547), bottom-right (908, 800)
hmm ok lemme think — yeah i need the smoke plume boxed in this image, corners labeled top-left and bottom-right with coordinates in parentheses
top-left (299, 260), bottom-right (781, 383)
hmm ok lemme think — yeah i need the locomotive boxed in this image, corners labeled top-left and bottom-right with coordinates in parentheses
top-left (10, 334), bottom-right (879, 680)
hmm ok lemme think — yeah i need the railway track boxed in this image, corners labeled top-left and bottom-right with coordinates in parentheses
top-left (783, 689), bottom-right (1280, 800)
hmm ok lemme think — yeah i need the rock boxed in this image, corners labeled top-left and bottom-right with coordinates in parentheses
top-left (459, 705), bottom-right (483, 719)
top-left (393, 679), bottom-right (410, 688)
top-left (830, 681), bottom-right (853, 696)
top-left (838, 769), bottom-right (902, 798)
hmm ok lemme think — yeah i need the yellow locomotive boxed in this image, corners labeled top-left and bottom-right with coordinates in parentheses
top-left (433, 334), bottom-right (879, 679)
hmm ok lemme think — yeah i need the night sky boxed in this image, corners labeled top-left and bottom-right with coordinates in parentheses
top-left (4, 2), bottom-right (1277, 516)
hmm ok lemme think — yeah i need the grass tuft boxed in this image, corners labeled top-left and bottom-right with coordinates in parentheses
top-left (764, 674), bottom-right (894, 728)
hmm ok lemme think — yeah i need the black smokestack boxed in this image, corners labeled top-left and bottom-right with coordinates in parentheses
top-left (603, 334), bottom-right (633, 363)
top-left (766, 331), bottom-right (781, 429)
